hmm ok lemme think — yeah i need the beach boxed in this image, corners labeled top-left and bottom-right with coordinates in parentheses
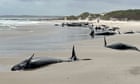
top-left (0, 20), bottom-right (140, 84)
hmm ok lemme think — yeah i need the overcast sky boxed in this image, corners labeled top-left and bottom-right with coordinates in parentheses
top-left (0, 0), bottom-right (139, 16)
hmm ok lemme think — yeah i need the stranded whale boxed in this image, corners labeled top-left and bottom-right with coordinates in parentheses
top-left (104, 36), bottom-right (140, 51)
top-left (11, 46), bottom-right (91, 71)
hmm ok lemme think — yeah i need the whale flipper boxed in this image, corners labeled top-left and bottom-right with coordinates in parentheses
top-left (25, 53), bottom-right (35, 67)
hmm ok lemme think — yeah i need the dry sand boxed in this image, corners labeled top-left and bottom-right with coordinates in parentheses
top-left (0, 20), bottom-right (140, 84)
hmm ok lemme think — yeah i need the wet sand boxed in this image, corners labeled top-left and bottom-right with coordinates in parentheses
top-left (0, 20), bottom-right (140, 84)
top-left (0, 22), bottom-right (91, 55)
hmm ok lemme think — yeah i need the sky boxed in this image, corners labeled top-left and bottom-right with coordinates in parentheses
top-left (0, 0), bottom-right (139, 16)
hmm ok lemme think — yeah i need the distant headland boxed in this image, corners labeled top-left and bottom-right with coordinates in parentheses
top-left (0, 9), bottom-right (140, 21)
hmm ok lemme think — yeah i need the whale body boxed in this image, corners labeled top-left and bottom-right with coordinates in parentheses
top-left (104, 36), bottom-right (140, 51)
top-left (11, 46), bottom-right (91, 71)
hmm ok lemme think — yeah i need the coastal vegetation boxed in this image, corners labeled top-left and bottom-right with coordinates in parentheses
top-left (65, 9), bottom-right (140, 21)
top-left (102, 9), bottom-right (140, 20)
top-left (66, 12), bottom-right (100, 20)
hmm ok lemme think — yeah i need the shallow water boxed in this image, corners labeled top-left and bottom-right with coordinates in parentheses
top-left (0, 24), bottom-right (92, 55)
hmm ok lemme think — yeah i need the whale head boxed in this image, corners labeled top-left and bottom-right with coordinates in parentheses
top-left (11, 53), bottom-right (34, 71)
top-left (11, 60), bottom-right (28, 71)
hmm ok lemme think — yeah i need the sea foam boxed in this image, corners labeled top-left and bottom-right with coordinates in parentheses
top-left (0, 20), bottom-right (42, 31)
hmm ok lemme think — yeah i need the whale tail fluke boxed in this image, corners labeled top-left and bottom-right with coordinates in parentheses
top-left (70, 45), bottom-right (78, 61)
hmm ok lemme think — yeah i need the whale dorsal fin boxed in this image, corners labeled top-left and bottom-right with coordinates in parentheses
top-left (70, 45), bottom-right (78, 61)
top-left (104, 36), bottom-right (107, 47)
